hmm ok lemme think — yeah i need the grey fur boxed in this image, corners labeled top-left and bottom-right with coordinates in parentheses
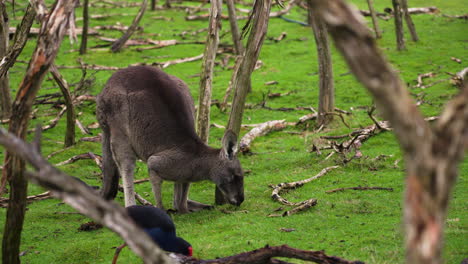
top-left (96, 66), bottom-right (244, 213)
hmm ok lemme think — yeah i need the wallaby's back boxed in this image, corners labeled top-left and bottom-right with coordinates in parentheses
top-left (97, 66), bottom-right (202, 160)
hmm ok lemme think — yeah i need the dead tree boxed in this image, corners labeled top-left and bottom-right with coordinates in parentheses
top-left (226, 0), bottom-right (244, 55)
top-left (0, 3), bottom-right (36, 194)
top-left (216, 0), bottom-right (272, 204)
top-left (392, 0), bottom-right (406, 50)
top-left (79, 0), bottom-right (89, 54)
top-left (366, 0), bottom-right (381, 38)
top-left (307, 2), bottom-right (334, 127)
top-left (400, 0), bottom-right (419, 42)
top-left (50, 64), bottom-right (76, 146)
top-left (226, 0), bottom-right (271, 136)
top-left (1, 1), bottom-right (77, 263)
top-left (0, 3), bottom-right (36, 79)
top-left (196, 0), bottom-right (222, 143)
top-left (308, 1), bottom-right (468, 264)
top-left (0, 127), bottom-right (175, 264)
top-left (0, 0), bottom-right (10, 120)
top-left (111, 0), bottom-right (148, 52)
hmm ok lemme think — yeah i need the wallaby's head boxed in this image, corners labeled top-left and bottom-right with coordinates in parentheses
top-left (211, 130), bottom-right (244, 206)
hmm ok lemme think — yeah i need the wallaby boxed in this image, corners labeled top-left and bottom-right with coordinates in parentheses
top-left (96, 66), bottom-right (244, 213)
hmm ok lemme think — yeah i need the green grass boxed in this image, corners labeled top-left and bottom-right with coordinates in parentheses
top-left (1, 0), bottom-right (467, 263)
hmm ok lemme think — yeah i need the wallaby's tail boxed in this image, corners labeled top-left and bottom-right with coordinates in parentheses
top-left (100, 125), bottom-right (120, 200)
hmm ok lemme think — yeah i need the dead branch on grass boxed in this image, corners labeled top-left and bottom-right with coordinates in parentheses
top-left (414, 72), bottom-right (436, 88)
top-left (55, 152), bottom-right (102, 167)
top-left (268, 166), bottom-right (339, 217)
top-left (27, 105), bottom-right (67, 133)
top-left (239, 120), bottom-right (293, 153)
top-left (0, 191), bottom-right (51, 208)
top-left (174, 244), bottom-right (363, 264)
top-left (326, 186), bottom-right (394, 193)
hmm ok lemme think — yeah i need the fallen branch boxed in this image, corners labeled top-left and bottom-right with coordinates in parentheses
top-left (451, 67), bottom-right (468, 88)
top-left (158, 53), bottom-right (204, 68)
top-left (414, 72), bottom-right (436, 88)
top-left (442, 13), bottom-right (468, 20)
top-left (75, 119), bottom-right (91, 134)
top-left (313, 116), bottom-right (438, 154)
top-left (80, 135), bottom-right (102, 142)
top-left (8, 26), bottom-right (98, 36)
top-left (239, 120), bottom-right (293, 153)
top-left (281, 198), bottom-right (317, 217)
top-left (326, 186), bottom-right (394, 193)
top-left (271, 166), bottom-right (339, 206)
top-left (55, 152), bottom-right (102, 167)
top-left (27, 105), bottom-right (67, 133)
top-left (0, 191), bottom-right (51, 208)
top-left (173, 244), bottom-right (363, 264)
top-left (75, 13), bottom-right (135, 21)
top-left (186, 0), bottom-right (298, 21)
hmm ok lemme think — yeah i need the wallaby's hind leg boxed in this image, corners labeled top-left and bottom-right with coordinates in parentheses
top-left (100, 124), bottom-right (120, 200)
top-left (149, 169), bottom-right (164, 210)
top-left (109, 130), bottom-right (137, 207)
top-left (174, 183), bottom-right (213, 213)
top-left (173, 183), bottom-right (190, 213)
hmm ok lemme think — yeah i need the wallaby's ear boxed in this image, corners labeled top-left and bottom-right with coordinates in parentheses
top-left (221, 129), bottom-right (238, 160)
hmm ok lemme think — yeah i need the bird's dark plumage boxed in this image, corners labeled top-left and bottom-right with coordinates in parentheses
top-left (126, 205), bottom-right (192, 256)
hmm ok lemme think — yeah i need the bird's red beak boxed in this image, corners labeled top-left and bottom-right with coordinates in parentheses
top-left (188, 246), bottom-right (193, 257)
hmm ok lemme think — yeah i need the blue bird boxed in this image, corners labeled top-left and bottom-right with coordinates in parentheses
top-left (112, 205), bottom-right (192, 263)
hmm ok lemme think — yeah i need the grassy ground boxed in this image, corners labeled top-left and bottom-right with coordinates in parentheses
top-left (1, 0), bottom-right (467, 263)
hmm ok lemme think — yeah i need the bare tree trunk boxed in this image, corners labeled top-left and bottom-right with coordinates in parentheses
top-left (226, 0), bottom-right (244, 55)
top-left (308, 1), bottom-right (468, 264)
top-left (1, 1), bottom-right (77, 263)
top-left (0, 3), bottom-right (36, 79)
top-left (111, 0), bottom-right (148, 53)
top-left (50, 65), bottom-right (76, 146)
top-left (400, 0), bottom-right (419, 42)
top-left (0, 0), bottom-right (11, 120)
top-left (307, 3), bottom-right (334, 127)
top-left (392, 0), bottom-right (406, 50)
top-left (79, 0), bottom-right (89, 54)
top-left (366, 0), bottom-right (382, 39)
top-left (216, 0), bottom-right (271, 205)
top-left (151, 0), bottom-right (156, 10)
top-left (196, 0), bottom-right (222, 143)
top-left (226, 0), bottom-right (271, 136)
top-left (220, 55), bottom-right (242, 111)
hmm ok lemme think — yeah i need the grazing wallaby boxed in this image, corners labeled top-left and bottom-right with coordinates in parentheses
top-left (96, 66), bottom-right (244, 213)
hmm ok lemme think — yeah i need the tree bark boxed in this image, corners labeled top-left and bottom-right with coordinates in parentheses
top-left (217, 0), bottom-right (271, 205)
top-left (400, 0), bottom-right (419, 42)
top-left (226, 0), bottom-right (271, 136)
top-left (79, 0), bottom-right (89, 54)
top-left (308, 1), bottom-right (468, 263)
top-left (1, 1), bottom-right (77, 263)
top-left (0, 127), bottom-right (176, 264)
top-left (226, 0), bottom-right (244, 55)
top-left (111, 0), bottom-right (148, 53)
top-left (307, 4), bottom-right (334, 127)
top-left (0, 0), bottom-right (11, 120)
top-left (49, 64), bottom-right (76, 146)
top-left (151, 0), bottom-right (156, 10)
top-left (366, 0), bottom-right (382, 39)
top-left (196, 0), bottom-right (222, 143)
top-left (392, 0), bottom-right (406, 50)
